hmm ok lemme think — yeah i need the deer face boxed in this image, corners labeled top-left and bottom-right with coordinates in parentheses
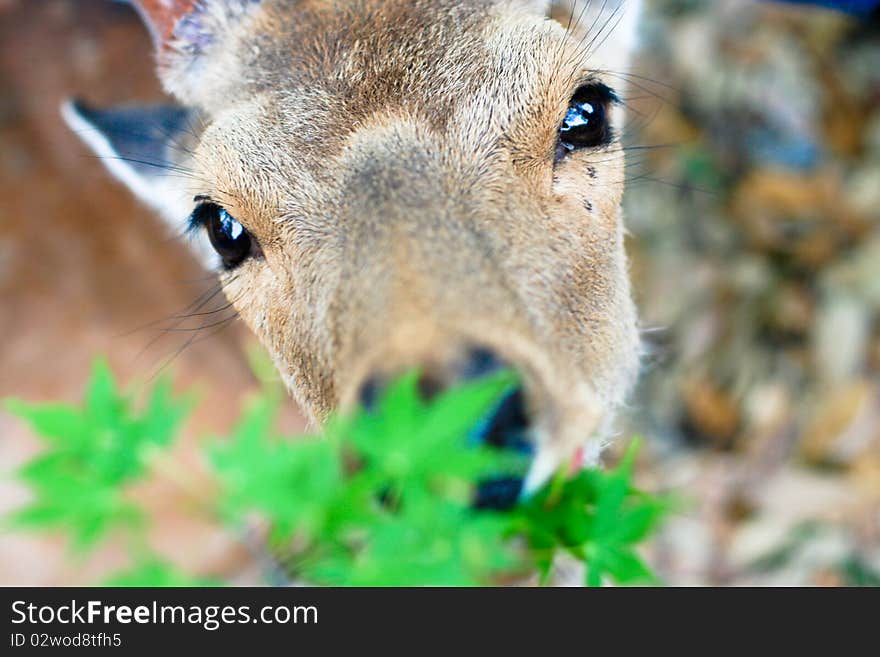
top-left (67, 0), bottom-right (643, 499)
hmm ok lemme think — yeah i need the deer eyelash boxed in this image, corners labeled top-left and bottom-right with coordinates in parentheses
top-left (187, 195), bottom-right (214, 234)
top-left (571, 80), bottom-right (621, 107)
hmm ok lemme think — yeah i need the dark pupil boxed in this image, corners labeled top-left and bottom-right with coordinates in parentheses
top-left (205, 205), bottom-right (251, 269)
top-left (559, 94), bottom-right (608, 153)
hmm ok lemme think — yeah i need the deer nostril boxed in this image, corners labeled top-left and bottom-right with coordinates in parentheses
top-left (461, 346), bottom-right (533, 455)
top-left (357, 346), bottom-right (511, 410)
top-left (460, 346), bottom-right (506, 381)
top-left (469, 386), bottom-right (533, 511)
top-left (357, 374), bottom-right (384, 411)
top-left (416, 372), bottom-right (444, 402)
top-left (357, 372), bottom-right (446, 410)
top-left (469, 387), bottom-right (533, 455)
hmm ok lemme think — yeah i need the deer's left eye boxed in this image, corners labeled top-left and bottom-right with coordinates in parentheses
top-left (556, 83), bottom-right (616, 161)
top-left (190, 202), bottom-right (255, 270)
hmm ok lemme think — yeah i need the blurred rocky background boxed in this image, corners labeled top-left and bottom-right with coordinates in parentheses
top-left (623, 0), bottom-right (880, 585)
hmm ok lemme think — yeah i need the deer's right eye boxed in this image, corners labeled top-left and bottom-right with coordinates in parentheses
top-left (190, 202), bottom-right (255, 270)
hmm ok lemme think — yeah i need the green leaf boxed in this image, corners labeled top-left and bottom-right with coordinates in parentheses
top-left (592, 440), bottom-right (639, 540)
top-left (590, 547), bottom-right (656, 586)
top-left (85, 359), bottom-right (123, 429)
top-left (5, 361), bottom-right (192, 554)
top-left (606, 502), bottom-right (667, 544)
top-left (4, 401), bottom-right (90, 447)
top-left (512, 439), bottom-right (668, 587)
top-left (210, 397), bottom-right (344, 540)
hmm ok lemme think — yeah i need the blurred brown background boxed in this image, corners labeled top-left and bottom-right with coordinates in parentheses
top-left (0, 0), bottom-right (878, 585)
top-left (0, 0), bottom-right (304, 585)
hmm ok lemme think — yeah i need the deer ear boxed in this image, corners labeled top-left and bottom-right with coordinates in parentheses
top-left (126, 0), bottom-right (263, 105)
top-left (127, 0), bottom-right (203, 49)
top-left (61, 99), bottom-right (192, 218)
top-left (62, 99), bottom-right (217, 267)
top-left (547, 0), bottom-right (642, 73)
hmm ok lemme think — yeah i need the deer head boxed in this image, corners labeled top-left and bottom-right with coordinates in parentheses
top-left (65, 0), bottom-right (644, 504)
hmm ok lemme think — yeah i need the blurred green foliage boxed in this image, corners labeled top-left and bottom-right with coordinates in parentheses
top-left (5, 361), bottom-right (192, 551)
top-left (5, 361), bottom-right (668, 587)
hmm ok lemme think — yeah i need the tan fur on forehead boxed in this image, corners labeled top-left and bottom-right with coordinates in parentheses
top-left (193, 1), bottom-right (623, 198)
top-left (193, 98), bottom-right (290, 233)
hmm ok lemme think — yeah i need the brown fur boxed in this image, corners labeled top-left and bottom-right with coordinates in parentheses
top-left (77, 0), bottom-right (643, 482)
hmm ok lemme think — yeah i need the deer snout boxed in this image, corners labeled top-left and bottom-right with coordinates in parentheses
top-left (353, 345), bottom-right (535, 510)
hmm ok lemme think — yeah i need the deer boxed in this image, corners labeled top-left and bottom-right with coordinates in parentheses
top-left (63, 0), bottom-right (644, 510)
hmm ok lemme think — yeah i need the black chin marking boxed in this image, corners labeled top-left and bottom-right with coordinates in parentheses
top-left (473, 477), bottom-right (524, 511)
